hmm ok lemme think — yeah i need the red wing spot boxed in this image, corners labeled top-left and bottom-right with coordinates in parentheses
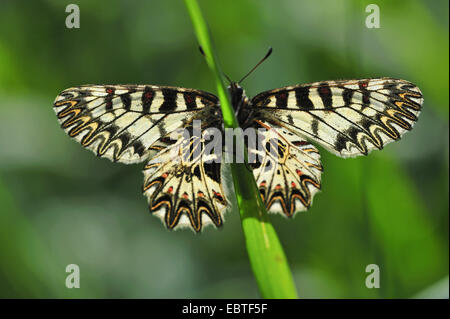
top-left (182, 192), bottom-right (189, 199)
top-left (291, 182), bottom-right (296, 188)
top-left (275, 184), bottom-right (281, 190)
top-left (359, 81), bottom-right (368, 89)
top-left (162, 173), bottom-right (168, 178)
top-left (144, 91), bottom-right (153, 100)
top-left (197, 191), bottom-right (204, 197)
top-left (167, 186), bottom-right (173, 193)
top-left (106, 88), bottom-right (114, 94)
top-left (186, 95), bottom-right (193, 104)
top-left (213, 190), bottom-right (224, 201)
top-left (296, 169), bottom-right (303, 176)
top-left (319, 86), bottom-right (331, 95)
top-left (293, 141), bottom-right (309, 146)
top-left (260, 181), bottom-right (267, 187)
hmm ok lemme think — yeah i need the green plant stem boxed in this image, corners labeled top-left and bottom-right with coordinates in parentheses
top-left (184, 0), bottom-right (298, 298)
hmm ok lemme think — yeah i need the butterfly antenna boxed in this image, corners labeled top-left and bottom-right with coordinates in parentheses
top-left (238, 47), bottom-right (272, 84)
top-left (223, 73), bottom-right (233, 85)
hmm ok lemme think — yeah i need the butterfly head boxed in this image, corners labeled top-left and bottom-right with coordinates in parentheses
top-left (227, 82), bottom-right (251, 125)
top-left (224, 48), bottom-right (273, 125)
top-left (227, 82), bottom-right (245, 106)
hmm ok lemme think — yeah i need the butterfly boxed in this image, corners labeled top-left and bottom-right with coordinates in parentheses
top-left (53, 50), bottom-right (423, 232)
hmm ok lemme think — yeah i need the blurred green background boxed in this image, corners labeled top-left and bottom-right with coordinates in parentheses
top-left (0, 0), bottom-right (448, 298)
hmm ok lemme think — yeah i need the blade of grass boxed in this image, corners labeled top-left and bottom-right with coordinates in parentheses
top-left (184, 0), bottom-right (298, 298)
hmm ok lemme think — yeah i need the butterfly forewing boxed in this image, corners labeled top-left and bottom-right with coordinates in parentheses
top-left (54, 85), bottom-right (219, 164)
top-left (250, 78), bottom-right (423, 157)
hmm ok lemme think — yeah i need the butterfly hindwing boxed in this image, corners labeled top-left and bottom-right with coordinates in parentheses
top-left (142, 125), bottom-right (228, 232)
top-left (251, 78), bottom-right (423, 157)
top-left (247, 119), bottom-right (322, 217)
top-left (54, 85), bottom-right (219, 164)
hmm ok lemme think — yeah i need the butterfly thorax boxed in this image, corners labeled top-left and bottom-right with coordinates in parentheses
top-left (227, 82), bottom-right (252, 127)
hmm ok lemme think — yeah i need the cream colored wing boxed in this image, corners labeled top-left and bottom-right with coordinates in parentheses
top-left (54, 85), bottom-right (219, 164)
top-left (251, 78), bottom-right (423, 157)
